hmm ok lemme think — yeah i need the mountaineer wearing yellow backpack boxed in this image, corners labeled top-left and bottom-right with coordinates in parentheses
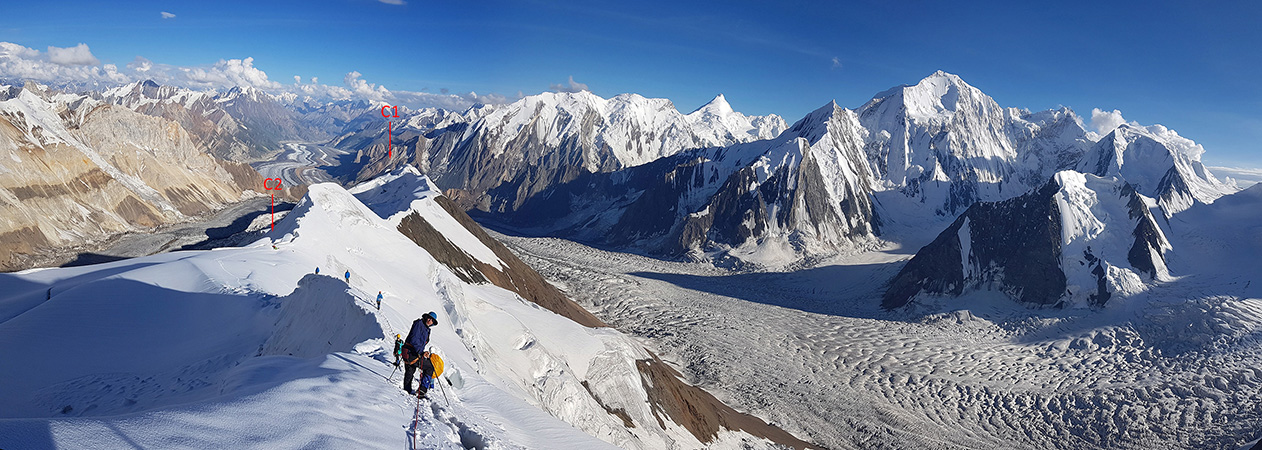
top-left (401, 312), bottom-right (439, 397)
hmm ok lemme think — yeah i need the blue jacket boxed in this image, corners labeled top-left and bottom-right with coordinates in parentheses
top-left (405, 318), bottom-right (431, 353)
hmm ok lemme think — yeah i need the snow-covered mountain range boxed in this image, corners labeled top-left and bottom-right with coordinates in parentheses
top-left (328, 90), bottom-right (788, 214)
top-left (159, 69), bottom-right (1233, 307)
top-left (388, 71), bottom-right (1231, 277)
top-left (2, 70), bottom-right (1241, 308)
top-left (0, 167), bottom-right (814, 449)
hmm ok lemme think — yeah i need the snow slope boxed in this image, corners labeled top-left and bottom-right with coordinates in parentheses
top-left (0, 167), bottom-right (809, 449)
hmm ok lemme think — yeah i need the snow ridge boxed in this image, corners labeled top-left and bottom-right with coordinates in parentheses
top-left (0, 169), bottom-right (805, 450)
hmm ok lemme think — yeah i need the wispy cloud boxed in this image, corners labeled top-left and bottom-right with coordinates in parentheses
top-left (378, 0), bottom-right (406, 5)
top-left (1208, 166), bottom-right (1262, 188)
top-left (160, 11), bottom-right (176, 19)
top-left (831, 57), bottom-right (842, 69)
top-left (549, 76), bottom-right (589, 93)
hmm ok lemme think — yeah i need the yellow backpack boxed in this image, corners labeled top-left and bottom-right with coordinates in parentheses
top-left (429, 352), bottom-right (444, 378)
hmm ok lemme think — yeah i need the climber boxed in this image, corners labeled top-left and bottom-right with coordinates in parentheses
top-left (401, 312), bottom-right (439, 397)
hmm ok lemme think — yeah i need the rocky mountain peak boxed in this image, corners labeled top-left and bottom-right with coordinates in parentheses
top-left (782, 100), bottom-right (844, 143)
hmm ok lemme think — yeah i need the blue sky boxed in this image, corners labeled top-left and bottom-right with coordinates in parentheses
top-left (2, 0), bottom-right (1259, 167)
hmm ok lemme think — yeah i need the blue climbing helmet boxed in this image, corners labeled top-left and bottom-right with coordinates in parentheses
top-left (423, 311), bottom-right (439, 326)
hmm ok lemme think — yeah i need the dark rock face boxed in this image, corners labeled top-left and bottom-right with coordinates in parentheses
top-left (396, 196), bottom-right (607, 328)
top-left (884, 172), bottom-right (1174, 309)
top-left (1125, 184), bottom-right (1168, 278)
top-left (636, 351), bottom-right (818, 449)
top-left (884, 180), bottom-right (1066, 308)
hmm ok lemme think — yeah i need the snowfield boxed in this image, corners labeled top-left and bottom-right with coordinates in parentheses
top-left (0, 168), bottom-right (801, 449)
top-left (498, 184), bottom-right (1262, 449)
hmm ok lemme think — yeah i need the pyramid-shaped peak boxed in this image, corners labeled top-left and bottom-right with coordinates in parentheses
top-left (811, 99), bottom-right (841, 116)
top-left (781, 100), bottom-right (844, 140)
top-left (886, 70), bottom-right (992, 118)
top-left (692, 93), bottom-right (734, 116)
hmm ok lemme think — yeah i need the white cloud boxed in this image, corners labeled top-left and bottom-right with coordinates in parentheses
top-left (161, 11), bottom-right (176, 19)
top-left (293, 75), bottom-right (301, 84)
top-left (0, 42), bottom-right (39, 59)
top-left (549, 75), bottom-right (588, 93)
top-left (831, 57), bottom-right (842, 69)
top-left (101, 63), bottom-right (128, 83)
top-left (184, 57), bottom-right (281, 89)
top-left (128, 56), bottom-right (153, 73)
top-left (378, 0), bottom-right (407, 4)
top-left (1090, 108), bottom-right (1129, 135)
top-left (344, 71), bottom-right (390, 101)
top-left (47, 43), bottom-right (99, 66)
top-left (0, 41), bottom-right (117, 83)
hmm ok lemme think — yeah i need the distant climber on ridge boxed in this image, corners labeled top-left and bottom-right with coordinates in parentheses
top-left (402, 311), bottom-right (439, 397)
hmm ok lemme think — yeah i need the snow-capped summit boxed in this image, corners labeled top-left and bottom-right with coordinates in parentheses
top-left (670, 99), bottom-right (877, 262)
top-left (860, 71), bottom-right (1093, 216)
top-left (691, 93), bottom-right (734, 116)
top-left (888, 70), bottom-right (976, 120)
top-left (1079, 123), bottom-right (1233, 216)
